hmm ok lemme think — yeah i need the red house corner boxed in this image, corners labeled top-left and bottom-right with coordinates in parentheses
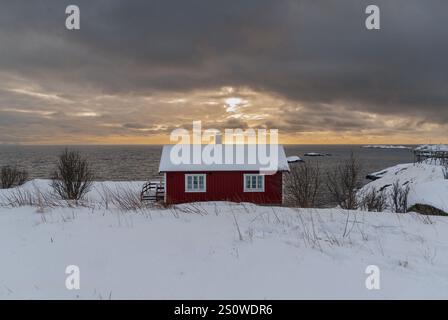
top-left (155, 144), bottom-right (290, 205)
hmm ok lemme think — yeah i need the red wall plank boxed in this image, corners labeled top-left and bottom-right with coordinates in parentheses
top-left (165, 171), bottom-right (283, 204)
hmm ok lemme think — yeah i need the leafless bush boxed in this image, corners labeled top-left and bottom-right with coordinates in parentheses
top-left (390, 181), bottom-right (410, 213)
top-left (99, 184), bottom-right (147, 211)
top-left (285, 162), bottom-right (321, 208)
top-left (326, 152), bottom-right (362, 209)
top-left (443, 165), bottom-right (448, 180)
top-left (0, 188), bottom-right (34, 207)
top-left (51, 149), bottom-right (94, 200)
top-left (1, 166), bottom-right (28, 189)
top-left (359, 187), bottom-right (387, 212)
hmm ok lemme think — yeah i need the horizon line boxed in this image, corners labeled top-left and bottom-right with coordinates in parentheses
top-left (0, 142), bottom-right (431, 147)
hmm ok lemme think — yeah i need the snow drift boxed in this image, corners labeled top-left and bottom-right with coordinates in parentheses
top-left (1, 180), bottom-right (448, 299)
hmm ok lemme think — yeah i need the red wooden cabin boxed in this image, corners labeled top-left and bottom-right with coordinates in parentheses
top-left (157, 144), bottom-right (290, 205)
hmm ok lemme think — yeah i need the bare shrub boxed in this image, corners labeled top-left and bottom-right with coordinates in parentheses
top-left (1, 166), bottom-right (29, 189)
top-left (0, 188), bottom-right (34, 207)
top-left (326, 152), bottom-right (362, 209)
top-left (359, 187), bottom-right (387, 212)
top-left (99, 184), bottom-right (147, 211)
top-left (285, 162), bottom-right (321, 208)
top-left (443, 165), bottom-right (448, 180)
top-left (390, 181), bottom-right (410, 213)
top-left (51, 149), bottom-right (94, 200)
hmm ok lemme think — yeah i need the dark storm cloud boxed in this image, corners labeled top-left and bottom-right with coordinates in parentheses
top-left (0, 0), bottom-right (447, 142)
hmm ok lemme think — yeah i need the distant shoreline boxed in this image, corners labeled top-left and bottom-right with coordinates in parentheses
top-left (362, 145), bottom-right (412, 150)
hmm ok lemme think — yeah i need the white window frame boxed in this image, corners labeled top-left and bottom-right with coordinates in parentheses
top-left (185, 174), bottom-right (207, 193)
top-left (243, 174), bottom-right (265, 192)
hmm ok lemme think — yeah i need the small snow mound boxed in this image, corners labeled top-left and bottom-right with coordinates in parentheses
top-left (287, 156), bottom-right (303, 163)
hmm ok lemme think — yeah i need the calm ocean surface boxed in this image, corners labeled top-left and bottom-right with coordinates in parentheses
top-left (0, 144), bottom-right (415, 183)
top-left (0, 144), bottom-right (416, 206)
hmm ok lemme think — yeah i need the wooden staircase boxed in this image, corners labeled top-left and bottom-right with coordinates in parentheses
top-left (140, 181), bottom-right (165, 203)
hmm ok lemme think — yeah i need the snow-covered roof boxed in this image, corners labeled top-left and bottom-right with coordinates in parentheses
top-left (159, 144), bottom-right (290, 173)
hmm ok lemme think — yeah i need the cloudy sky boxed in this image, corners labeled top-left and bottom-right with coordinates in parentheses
top-left (0, 0), bottom-right (447, 144)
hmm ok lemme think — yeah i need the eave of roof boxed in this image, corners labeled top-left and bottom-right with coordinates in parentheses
top-left (159, 144), bottom-right (290, 173)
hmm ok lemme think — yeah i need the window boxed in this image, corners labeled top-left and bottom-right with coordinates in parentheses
top-left (185, 174), bottom-right (206, 192)
top-left (244, 174), bottom-right (264, 192)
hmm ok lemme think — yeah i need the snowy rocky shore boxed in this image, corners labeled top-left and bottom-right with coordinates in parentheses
top-left (361, 161), bottom-right (448, 215)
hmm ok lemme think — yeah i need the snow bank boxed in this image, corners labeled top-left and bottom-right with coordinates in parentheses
top-left (2, 180), bottom-right (448, 299)
top-left (1, 201), bottom-right (448, 299)
top-left (361, 163), bottom-right (448, 213)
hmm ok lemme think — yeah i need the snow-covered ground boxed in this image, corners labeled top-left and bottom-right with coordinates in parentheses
top-left (361, 162), bottom-right (448, 214)
top-left (1, 180), bottom-right (448, 299)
